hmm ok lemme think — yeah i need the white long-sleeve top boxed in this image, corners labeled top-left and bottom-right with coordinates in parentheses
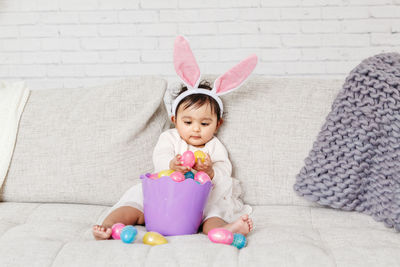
top-left (152, 128), bottom-right (252, 222)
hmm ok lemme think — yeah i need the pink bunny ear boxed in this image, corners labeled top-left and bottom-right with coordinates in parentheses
top-left (174, 35), bottom-right (201, 88)
top-left (213, 54), bottom-right (258, 96)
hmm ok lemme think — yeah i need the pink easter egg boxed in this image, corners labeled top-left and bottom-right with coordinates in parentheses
top-left (111, 223), bottom-right (125, 240)
top-left (149, 173), bottom-right (158, 179)
top-left (170, 171), bottom-right (185, 182)
top-left (208, 228), bottom-right (234, 245)
top-left (181, 151), bottom-right (195, 168)
top-left (194, 171), bottom-right (211, 184)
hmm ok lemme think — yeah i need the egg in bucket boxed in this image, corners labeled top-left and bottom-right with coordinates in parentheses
top-left (141, 171), bottom-right (212, 236)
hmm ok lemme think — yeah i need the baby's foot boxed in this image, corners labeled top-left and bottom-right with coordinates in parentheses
top-left (224, 214), bottom-right (253, 236)
top-left (92, 225), bottom-right (112, 240)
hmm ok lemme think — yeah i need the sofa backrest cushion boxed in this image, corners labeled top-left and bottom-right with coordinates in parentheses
top-left (217, 76), bottom-right (344, 206)
top-left (1, 77), bottom-right (169, 206)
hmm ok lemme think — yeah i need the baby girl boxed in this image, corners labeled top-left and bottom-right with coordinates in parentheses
top-left (93, 36), bottom-right (257, 240)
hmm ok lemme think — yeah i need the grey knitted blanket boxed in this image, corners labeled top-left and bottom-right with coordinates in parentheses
top-left (294, 53), bottom-right (400, 231)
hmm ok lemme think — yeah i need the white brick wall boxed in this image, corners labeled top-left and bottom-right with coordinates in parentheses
top-left (0, 0), bottom-right (399, 89)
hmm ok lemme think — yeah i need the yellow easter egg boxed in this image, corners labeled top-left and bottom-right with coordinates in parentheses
top-left (194, 150), bottom-right (206, 163)
top-left (158, 169), bottom-right (174, 178)
top-left (143, 232), bottom-right (168, 246)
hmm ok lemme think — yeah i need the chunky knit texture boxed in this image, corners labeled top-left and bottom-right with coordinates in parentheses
top-left (294, 53), bottom-right (400, 231)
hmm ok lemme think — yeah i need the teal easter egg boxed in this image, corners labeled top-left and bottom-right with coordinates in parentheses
top-left (185, 171), bottom-right (195, 179)
top-left (120, 225), bottom-right (137, 244)
top-left (232, 233), bottom-right (246, 249)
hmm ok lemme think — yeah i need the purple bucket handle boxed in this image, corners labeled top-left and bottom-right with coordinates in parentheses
top-left (141, 173), bottom-right (212, 236)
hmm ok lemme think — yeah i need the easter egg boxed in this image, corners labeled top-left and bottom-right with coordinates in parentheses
top-left (194, 150), bottom-right (206, 163)
top-left (181, 151), bottom-right (195, 168)
top-left (232, 233), bottom-right (247, 249)
top-left (111, 223), bottom-right (125, 240)
top-left (194, 171), bottom-right (211, 184)
top-left (170, 171), bottom-right (185, 182)
top-left (143, 232), bottom-right (168, 246)
top-left (184, 171), bottom-right (195, 179)
top-left (158, 169), bottom-right (174, 178)
top-left (149, 173), bottom-right (159, 179)
top-left (208, 228), bottom-right (234, 245)
top-left (120, 225), bottom-right (137, 244)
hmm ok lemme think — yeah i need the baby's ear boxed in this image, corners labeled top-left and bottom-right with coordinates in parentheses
top-left (171, 115), bottom-right (176, 123)
top-left (215, 119), bottom-right (224, 132)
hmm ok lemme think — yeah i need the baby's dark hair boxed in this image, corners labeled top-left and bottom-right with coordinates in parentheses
top-left (174, 80), bottom-right (222, 121)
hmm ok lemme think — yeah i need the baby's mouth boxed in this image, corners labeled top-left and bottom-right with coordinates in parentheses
top-left (191, 136), bottom-right (201, 139)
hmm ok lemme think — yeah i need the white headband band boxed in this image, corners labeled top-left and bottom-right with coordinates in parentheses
top-left (172, 88), bottom-right (223, 117)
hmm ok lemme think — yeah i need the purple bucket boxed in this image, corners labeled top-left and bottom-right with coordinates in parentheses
top-left (141, 173), bottom-right (212, 236)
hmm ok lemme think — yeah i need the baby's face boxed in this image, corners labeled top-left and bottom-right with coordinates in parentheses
top-left (173, 103), bottom-right (221, 147)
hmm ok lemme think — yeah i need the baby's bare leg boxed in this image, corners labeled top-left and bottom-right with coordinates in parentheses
top-left (202, 215), bottom-right (253, 236)
top-left (202, 217), bottom-right (227, 235)
top-left (102, 206), bottom-right (145, 228)
top-left (93, 206), bottom-right (145, 240)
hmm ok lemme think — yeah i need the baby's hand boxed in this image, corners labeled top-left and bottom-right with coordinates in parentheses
top-left (169, 154), bottom-right (191, 173)
top-left (193, 153), bottom-right (214, 179)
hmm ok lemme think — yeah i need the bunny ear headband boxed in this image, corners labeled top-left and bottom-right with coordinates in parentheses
top-left (172, 35), bottom-right (258, 117)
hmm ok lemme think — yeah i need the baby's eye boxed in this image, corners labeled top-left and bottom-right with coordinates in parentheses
top-left (184, 121), bottom-right (192, 125)
top-left (201, 123), bottom-right (209, 126)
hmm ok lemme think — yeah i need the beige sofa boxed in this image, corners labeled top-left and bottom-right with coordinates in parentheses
top-left (1, 76), bottom-right (399, 267)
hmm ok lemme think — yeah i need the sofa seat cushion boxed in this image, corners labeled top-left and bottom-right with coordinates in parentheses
top-left (1, 202), bottom-right (399, 267)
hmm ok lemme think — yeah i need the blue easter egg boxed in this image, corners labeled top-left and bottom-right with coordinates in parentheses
top-left (185, 171), bottom-right (195, 179)
top-left (232, 233), bottom-right (246, 249)
top-left (120, 225), bottom-right (137, 244)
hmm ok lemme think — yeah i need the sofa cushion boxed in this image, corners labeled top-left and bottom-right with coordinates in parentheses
top-left (217, 77), bottom-right (345, 206)
top-left (0, 202), bottom-right (398, 267)
top-left (1, 77), bottom-right (169, 206)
